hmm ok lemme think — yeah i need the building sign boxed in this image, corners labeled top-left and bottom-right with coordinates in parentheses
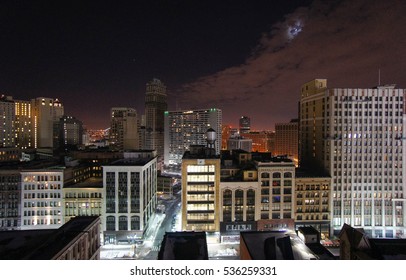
top-left (197, 159), bottom-right (205, 165)
top-left (226, 224), bottom-right (252, 231)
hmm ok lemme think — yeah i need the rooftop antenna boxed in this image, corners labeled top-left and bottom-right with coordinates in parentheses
top-left (378, 68), bottom-right (381, 86)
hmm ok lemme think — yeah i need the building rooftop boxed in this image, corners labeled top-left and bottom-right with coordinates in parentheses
top-left (182, 145), bottom-right (220, 160)
top-left (298, 226), bottom-right (320, 235)
top-left (64, 176), bottom-right (103, 189)
top-left (240, 230), bottom-right (319, 260)
top-left (0, 216), bottom-right (100, 260)
top-left (295, 168), bottom-right (330, 178)
top-left (369, 238), bottom-right (406, 260)
top-left (158, 231), bottom-right (208, 260)
top-left (107, 156), bottom-right (156, 166)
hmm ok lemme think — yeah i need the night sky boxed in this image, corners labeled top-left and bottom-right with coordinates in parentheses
top-left (1, 0), bottom-right (406, 130)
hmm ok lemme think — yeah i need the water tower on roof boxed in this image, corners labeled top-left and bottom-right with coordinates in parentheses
top-left (206, 128), bottom-right (217, 155)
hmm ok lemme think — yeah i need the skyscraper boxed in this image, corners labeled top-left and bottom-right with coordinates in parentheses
top-left (14, 99), bottom-right (33, 149)
top-left (164, 108), bottom-right (222, 167)
top-left (109, 108), bottom-right (138, 151)
top-left (0, 95), bottom-right (15, 148)
top-left (274, 119), bottom-right (299, 165)
top-left (31, 97), bottom-right (64, 148)
top-left (54, 115), bottom-right (84, 151)
top-left (239, 116), bottom-right (251, 134)
top-left (299, 79), bottom-right (406, 238)
top-left (145, 78), bottom-right (167, 159)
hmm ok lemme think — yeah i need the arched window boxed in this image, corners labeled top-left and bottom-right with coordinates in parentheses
top-left (131, 216), bottom-right (140, 230)
top-left (106, 216), bottom-right (115, 231)
top-left (284, 172), bottom-right (292, 178)
top-left (234, 190), bottom-right (244, 222)
top-left (261, 172), bottom-right (270, 178)
top-left (119, 216), bottom-right (128, 231)
top-left (222, 189), bottom-right (232, 222)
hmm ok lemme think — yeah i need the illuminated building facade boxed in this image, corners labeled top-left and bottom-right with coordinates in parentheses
top-left (164, 108), bottom-right (222, 166)
top-left (300, 79), bottom-right (406, 237)
top-left (109, 107), bottom-right (138, 151)
top-left (102, 154), bottom-right (157, 243)
top-left (181, 145), bottom-right (221, 232)
top-left (20, 169), bottom-right (65, 230)
top-left (274, 119), bottom-right (299, 165)
top-left (14, 99), bottom-right (33, 149)
top-left (0, 95), bottom-right (15, 148)
top-left (257, 158), bottom-right (295, 222)
top-left (63, 177), bottom-right (103, 224)
top-left (31, 97), bottom-right (64, 148)
top-left (294, 174), bottom-right (331, 239)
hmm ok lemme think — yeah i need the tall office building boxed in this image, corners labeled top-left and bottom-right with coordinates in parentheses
top-left (102, 152), bottom-right (157, 242)
top-left (109, 108), bottom-right (138, 151)
top-left (14, 99), bottom-right (33, 149)
top-left (31, 97), bottom-right (64, 148)
top-left (239, 116), bottom-right (251, 134)
top-left (181, 145), bottom-right (221, 232)
top-left (240, 131), bottom-right (272, 152)
top-left (145, 78), bottom-right (167, 158)
top-left (164, 108), bottom-right (222, 167)
top-left (274, 119), bottom-right (299, 165)
top-left (54, 115), bottom-right (84, 150)
top-left (0, 95), bottom-right (15, 148)
top-left (300, 79), bottom-right (406, 238)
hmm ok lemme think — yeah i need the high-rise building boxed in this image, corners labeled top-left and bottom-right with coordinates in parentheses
top-left (14, 99), bottom-right (33, 149)
top-left (239, 116), bottom-right (250, 134)
top-left (109, 108), bottom-right (138, 151)
top-left (102, 152), bottom-right (157, 242)
top-left (240, 131), bottom-right (272, 152)
top-left (299, 79), bottom-right (406, 238)
top-left (274, 119), bottom-right (299, 165)
top-left (181, 145), bottom-right (221, 232)
top-left (0, 95), bottom-right (15, 148)
top-left (145, 78), bottom-right (167, 159)
top-left (54, 115), bottom-right (84, 151)
top-left (221, 124), bottom-right (231, 150)
top-left (31, 97), bottom-right (64, 148)
top-left (164, 108), bottom-right (222, 167)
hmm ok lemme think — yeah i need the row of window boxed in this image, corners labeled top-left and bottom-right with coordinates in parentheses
top-left (65, 192), bottom-right (102, 198)
top-left (23, 175), bottom-right (62, 182)
top-left (260, 172), bottom-right (292, 178)
top-left (24, 210), bottom-right (61, 216)
top-left (23, 193), bottom-right (61, 199)
top-left (105, 216), bottom-right (140, 231)
top-left (23, 201), bottom-right (61, 207)
top-left (23, 219), bottom-right (61, 226)
top-left (24, 184), bottom-right (61, 190)
top-left (333, 217), bottom-right (403, 227)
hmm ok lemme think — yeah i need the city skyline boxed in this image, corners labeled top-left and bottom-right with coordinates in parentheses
top-left (1, 0), bottom-right (406, 130)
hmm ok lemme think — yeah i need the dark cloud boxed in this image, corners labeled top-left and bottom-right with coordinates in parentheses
top-left (175, 0), bottom-right (406, 130)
